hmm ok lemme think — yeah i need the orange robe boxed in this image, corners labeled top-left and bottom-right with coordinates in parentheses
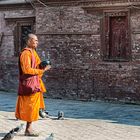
top-left (15, 49), bottom-right (46, 122)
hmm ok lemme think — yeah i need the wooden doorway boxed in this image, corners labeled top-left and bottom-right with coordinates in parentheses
top-left (103, 11), bottom-right (131, 61)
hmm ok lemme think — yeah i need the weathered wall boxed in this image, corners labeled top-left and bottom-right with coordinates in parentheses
top-left (35, 6), bottom-right (140, 102)
top-left (0, 8), bottom-right (34, 91)
top-left (0, 3), bottom-right (140, 102)
top-left (35, 6), bottom-right (101, 100)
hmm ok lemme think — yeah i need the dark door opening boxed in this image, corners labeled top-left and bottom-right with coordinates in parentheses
top-left (21, 25), bottom-right (32, 50)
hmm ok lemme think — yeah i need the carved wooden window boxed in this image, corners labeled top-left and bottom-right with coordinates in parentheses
top-left (14, 20), bottom-right (34, 56)
top-left (21, 25), bottom-right (32, 50)
top-left (102, 11), bottom-right (131, 61)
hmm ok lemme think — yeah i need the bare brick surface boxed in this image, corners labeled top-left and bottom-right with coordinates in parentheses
top-left (0, 1), bottom-right (140, 102)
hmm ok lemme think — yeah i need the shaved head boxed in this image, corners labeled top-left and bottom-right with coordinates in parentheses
top-left (26, 33), bottom-right (38, 49)
top-left (27, 33), bottom-right (37, 42)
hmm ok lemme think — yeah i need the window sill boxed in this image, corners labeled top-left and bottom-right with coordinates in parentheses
top-left (103, 58), bottom-right (130, 62)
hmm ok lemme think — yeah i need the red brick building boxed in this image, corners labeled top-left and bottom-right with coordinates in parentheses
top-left (0, 0), bottom-right (140, 102)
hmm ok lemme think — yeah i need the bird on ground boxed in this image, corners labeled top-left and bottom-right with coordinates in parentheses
top-left (1, 124), bottom-right (24, 140)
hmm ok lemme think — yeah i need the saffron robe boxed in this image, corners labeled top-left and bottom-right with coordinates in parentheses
top-left (15, 49), bottom-right (46, 122)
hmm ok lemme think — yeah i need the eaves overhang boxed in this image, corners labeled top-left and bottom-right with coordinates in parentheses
top-left (34, 0), bottom-right (140, 8)
top-left (0, 0), bottom-right (29, 4)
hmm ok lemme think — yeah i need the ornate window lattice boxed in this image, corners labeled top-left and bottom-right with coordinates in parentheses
top-left (20, 25), bottom-right (32, 50)
top-left (14, 20), bottom-right (34, 56)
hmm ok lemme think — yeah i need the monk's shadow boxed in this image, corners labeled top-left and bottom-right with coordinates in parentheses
top-left (39, 116), bottom-right (66, 120)
top-left (7, 118), bottom-right (18, 121)
top-left (16, 134), bottom-right (26, 137)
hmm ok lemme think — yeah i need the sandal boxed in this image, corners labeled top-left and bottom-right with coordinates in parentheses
top-left (25, 131), bottom-right (39, 137)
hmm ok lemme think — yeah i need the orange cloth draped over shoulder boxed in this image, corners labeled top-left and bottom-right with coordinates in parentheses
top-left (15, 49), bottom-right (46, 122)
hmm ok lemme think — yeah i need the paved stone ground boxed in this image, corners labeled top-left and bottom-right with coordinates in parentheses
top-left (0, 91), bottom-right (140, 140)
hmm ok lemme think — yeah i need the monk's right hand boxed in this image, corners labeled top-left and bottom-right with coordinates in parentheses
top-left (44, 65), bottom-right (51, 71)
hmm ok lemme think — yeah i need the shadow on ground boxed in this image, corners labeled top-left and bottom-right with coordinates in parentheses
top-left (0, 92), bottom-right (140, 126)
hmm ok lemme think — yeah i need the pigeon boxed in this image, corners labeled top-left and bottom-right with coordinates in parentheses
top-left (57, 111), bottom-right (64, 120)
top-left (45, 133), bottom-right (54, 140)
top-left (39, 109), bottom-right (48, 118)
top-left (1, 124), bottom-right (24, 140)
top-left (39, 61), bottom-right (48, 69)
top-left (44, 110), bottom-right (49, 115)
top-left (12, 123), bottom-right (24, 133)
top-left (1, 130), bottom-right (15, 140)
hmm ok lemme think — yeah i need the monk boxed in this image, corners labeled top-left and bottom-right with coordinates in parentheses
top-left (15, 34), bottom-right (51, 136)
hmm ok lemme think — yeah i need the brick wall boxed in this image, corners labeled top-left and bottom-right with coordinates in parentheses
top-left (35, 6), bottom-right (140, 102)
top-left (0, 4), bottom-right (140, 102)
top-left (0, 8), bottom-right (34, 91)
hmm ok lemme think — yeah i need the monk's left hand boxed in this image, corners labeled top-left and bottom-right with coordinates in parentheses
top-left (44, 65), bottom-right (51, 71)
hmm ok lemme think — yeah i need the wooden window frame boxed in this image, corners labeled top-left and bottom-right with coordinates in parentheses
top-left (14, 18), bottom-right (35, 56)
top-left (101, 10), bottom-right (131, 62)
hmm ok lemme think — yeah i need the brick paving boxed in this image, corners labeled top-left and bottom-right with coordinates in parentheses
top-left (1, 111), bottom-right (140, 140)
top-left (0, 91), bottom-right (140, 140)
